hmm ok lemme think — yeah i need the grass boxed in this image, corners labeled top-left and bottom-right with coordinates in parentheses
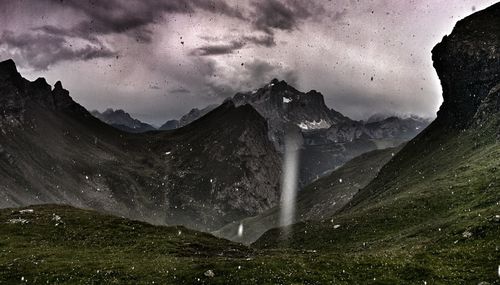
top-left (254, 122), bottom-right (500, 284)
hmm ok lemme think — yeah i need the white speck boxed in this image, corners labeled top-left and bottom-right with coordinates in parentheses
top-left (339, 178), bottom-right (343, 183)
top-left (237, 265), bottom-right (241, 270)
top-left (333, 224), bottom-right (341, 229)
top-left (283, 97), bottom-right (291, 103)
top-left (85, 175), bottom-right (89, 180)
top-left (204, 269), bottom-right (215, 278)
top-left (8, 218), bottom-right (29, 224)
top-left (165, 151), bottom-right (171, 155)
top-left (52, 214), bottom-right (63, 226)
top-left (177, 230), bottom-right (182, 236)
top-left (462, 230), bottom-right (472, 238)
top-left (237, 223), bottom-right (244, 237)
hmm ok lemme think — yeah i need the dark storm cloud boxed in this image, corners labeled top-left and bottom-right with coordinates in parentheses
top-left (197, 58), bottom-right (299, 100)
top-left (242, 35), bottom-right (276, 47)
top-left (39, 0), bottom-right (244, 43)
top-left (0, 31), bottom-right (116, 70)
top-left (190, 40), bottom-right (245, 56)
top-left (245, 59), bottom-right (298, 87)
top-left (251, 0), bottom-right (325, 35)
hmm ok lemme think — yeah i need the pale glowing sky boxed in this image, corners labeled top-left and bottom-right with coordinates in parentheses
top-left (0, 0), bottom-right (497, 125)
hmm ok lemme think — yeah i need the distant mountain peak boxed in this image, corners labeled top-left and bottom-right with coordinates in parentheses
top-left (92, 108), bottom-right (155, 133)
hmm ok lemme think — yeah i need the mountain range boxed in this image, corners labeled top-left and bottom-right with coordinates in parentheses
top-left (94, 78), bottom-right (431, 185)
top-left (90, 108), bottom-right (156, 133)
top-left (0, 61), bottom-right (281, 232)
top-left (0, 3), bottom-right (498, 283)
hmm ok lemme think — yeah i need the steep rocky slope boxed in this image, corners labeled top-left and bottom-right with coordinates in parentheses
top-left (0, 60), bottom-right (281, 232)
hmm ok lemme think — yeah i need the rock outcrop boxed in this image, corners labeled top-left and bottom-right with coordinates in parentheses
top-left (431, 3), bottom-right (500, 128)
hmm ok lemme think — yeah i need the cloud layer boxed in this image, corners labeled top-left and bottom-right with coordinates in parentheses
top-left (0, 0), bottom-right (496, 125)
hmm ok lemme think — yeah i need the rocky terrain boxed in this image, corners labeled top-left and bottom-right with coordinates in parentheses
top-left (0, 60), bottom-right (281, 232)
top-left (0, 3), bottom-right (498, 284)
top-left (232, 78), bottom-right (430, 184)
top-left (91, 108), bottom-right (156, 133)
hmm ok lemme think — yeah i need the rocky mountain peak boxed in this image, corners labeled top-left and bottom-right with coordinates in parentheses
top-left (91, 108), bottom-right (155, 133)
top-left (431, 3), bottom-right (500, 128)
top-left (0, 59), bottom-right (20, 80)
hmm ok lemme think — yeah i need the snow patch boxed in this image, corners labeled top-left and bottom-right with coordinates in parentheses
top-left (19, 209), bottom-right (34, 214)
top-left (297, 119), bottom-right (331, 130)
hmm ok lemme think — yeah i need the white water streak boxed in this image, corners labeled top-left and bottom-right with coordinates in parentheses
top-left (279, 136), bottom-right (301, 229)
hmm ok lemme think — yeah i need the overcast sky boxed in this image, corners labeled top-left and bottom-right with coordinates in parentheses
top-left (0, 0), bottom-right (497, 125)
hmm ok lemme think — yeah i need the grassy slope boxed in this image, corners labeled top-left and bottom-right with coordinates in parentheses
top-left (255, 120), bottom-right (500, 283)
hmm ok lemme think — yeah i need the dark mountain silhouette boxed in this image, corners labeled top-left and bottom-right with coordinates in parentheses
top-left (0, 60), bottom-right (281, 232)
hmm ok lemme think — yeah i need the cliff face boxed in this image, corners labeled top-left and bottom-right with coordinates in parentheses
top-left (432, 3), bottom-right (500, 128)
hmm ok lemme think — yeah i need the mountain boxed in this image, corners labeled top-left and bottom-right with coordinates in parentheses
top-left (0, 3), bottom-right (497, 284)
top-left (91, 108), bottom-right (156, 133)
top-left (158, 119), bottom-right (179, 130)
top-left (233, 78), bottom-right (351, 146)
top-left (232, 78), bottom-right (430, 184)
top-left (214, 145), bottom-right (402, 244)
top-left (0, 59), bottom-right (281, 232)
top-left (161, 79), bottom-right (429, 186)
top-left (254, 4), bottom-right (499, 283)
top-left (159, 104), bottom-right (217, 130)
